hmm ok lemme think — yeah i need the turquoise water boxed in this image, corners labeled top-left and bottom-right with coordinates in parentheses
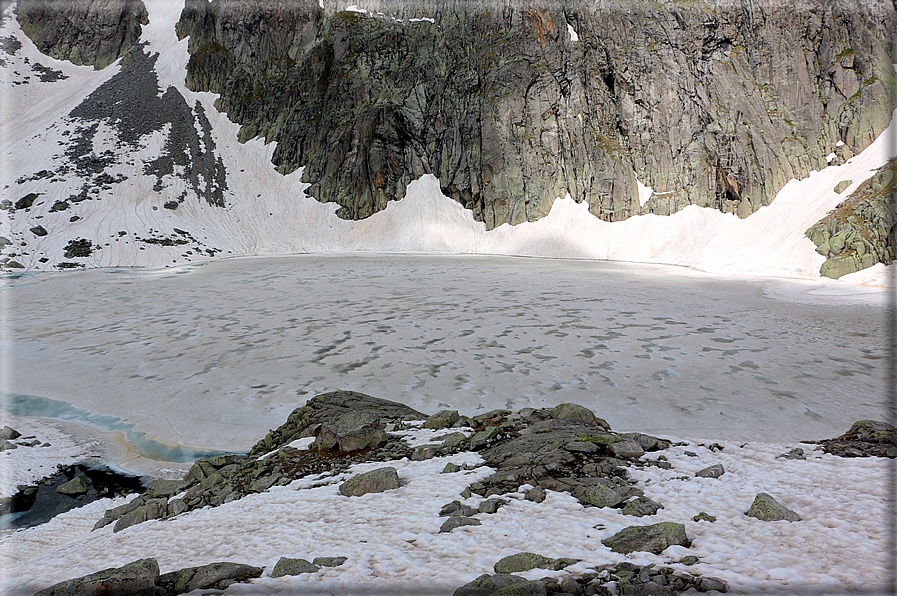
top-left (0, 392), bottom-right (241, 462)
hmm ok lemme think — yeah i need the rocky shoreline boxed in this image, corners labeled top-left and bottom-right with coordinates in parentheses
top-left (5, 390), bottom-right (894, 595)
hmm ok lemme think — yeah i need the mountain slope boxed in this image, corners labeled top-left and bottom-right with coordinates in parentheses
top-left (0, 0), bottom-right (894, 280)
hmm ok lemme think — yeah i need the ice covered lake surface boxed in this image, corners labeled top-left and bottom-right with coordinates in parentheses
top-left (2, 253), bottom-right (888, 460)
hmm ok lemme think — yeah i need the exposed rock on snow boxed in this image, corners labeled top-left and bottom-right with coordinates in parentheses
top-left (156, 561), bottom-right (263, 595)
top-left (270, 557), bottom-right (319, 577)
top-left (694, 464), bottom-right (725, 479)
top-left (492, 552), bottom-right (576, 574)
top-left (34, 557), bottom-right (159, 596)
top-left (805, 157), bottom-right (897, 278)
top-left (600, 521), bottom-right (691, 555)
top-left (338, 466), bottom-right (400, 497)
top-left (745, 492), bottom-right (801, 522)
top-left (814, 419), bottom-right (897, 458)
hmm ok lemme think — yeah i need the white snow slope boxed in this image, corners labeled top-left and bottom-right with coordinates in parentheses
top-left (0, 0), bottom-right (894, 288)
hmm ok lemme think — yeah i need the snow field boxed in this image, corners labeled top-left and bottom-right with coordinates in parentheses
top-left (0, 425), bottom-right (890, 595)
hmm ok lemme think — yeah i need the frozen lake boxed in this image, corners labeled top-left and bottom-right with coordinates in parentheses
top-left (1, 255), bottom-right (888, 456)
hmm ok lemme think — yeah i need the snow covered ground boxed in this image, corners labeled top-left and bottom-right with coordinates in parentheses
top-left (0, 423), bottom-right (891, 595)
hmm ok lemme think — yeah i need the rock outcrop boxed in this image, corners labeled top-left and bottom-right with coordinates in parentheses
top-left (813, 419), bottom-right (897, 458)
top-left (174, 0), bottom-right (895, 228)
top-left (805, 157), bottom-right (897, 278)
top-left (33, 558), bottom-right (263, 596)
top-left (17, 0), bottom-right (148, 70)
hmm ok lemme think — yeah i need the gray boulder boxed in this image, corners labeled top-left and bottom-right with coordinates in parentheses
top-left (453, 573), bottom-right (545, 596)
top-left (492, 552), bottom-right (574, 574)
top-left (601, 522), bottom-right (691, 554)
top-left (745, 493), bottom-right (801, 522)
top-left (550, 403), bottom-right (610, 430)
top-left (695, 464), bottom-right (725, 478)
top-left (524, 486), bottom-right (546, 503)
top-left (621, 496), bottom-right (664, 517)
top-left (336, 428), bottom-right (388, 452)
top-left (572, 478), bottom-right (628, 508)
top-left (270, 558), bottom-right (320, 577)
top-left (312, 556), bottom-right (347, 567)
top-left (478, 497), bottom-right (507, 514)
top-left (424, 410), bottom-right (461, 430)
top-left (157, 562), bottom-right (263, 595)
top-left (610, 440), bottom-right (645, 458)
top-left (0, 425), bottom-right (21, 440)
top-left (440, 516), bottom-right (481, 533)
top-left (315, 410), bottom-right (382, 451)
top-left (411, 444), bottom-right (442, 461)
top-left (34, 558), bottom-right (160, 596)
top-left (113, 498), bottom-right (168, 533)
top-left (338, 467), bottom-right (400, 497)
top-left (56, 474), bottom-right (93, 497)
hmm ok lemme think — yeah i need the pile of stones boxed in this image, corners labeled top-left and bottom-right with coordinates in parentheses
top-left (810, 419), bottom-right (897, 458)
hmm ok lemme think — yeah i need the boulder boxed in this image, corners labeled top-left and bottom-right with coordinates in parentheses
top-left (610, 440), bottom-right (645, 458)
top-left (453, 573), bottom-right (545, 596)
top-left (56, 474), bottom-right (93, 497)
top-left (34, 558), bottom-right (160, 596)
top-left (745, 493), bottom-right (801, 522)
top-left (312, 556), bottom-right (347, 567)
top-left (524, 486), bottom-right (546, 503)
top-left (694, 464), bottom-right (725, 478)
top-left (270, 557), bottom-right (320, 577)
top-left (601, 522), bottom-right (691, 554)
top-left (315, 410), bottom-right (381, 451)
top-left (336, 428), bottom-right (388, 452)
top-left (411, 444), bottom-right (442, 460)
top-left (338, 467), bottom-right (400, 497)
top-left (572, 478), bottom-right (628, 508)
top-left (621, 496), bottom-right (664, 517)
top-left (478, 498), bottom-right (507, 514)
top-left (550, 403), bottom-right (610, 430)
top-left (157, 562), bottom-right (263, 595)
top-left (0, 425), bottom-right (21, 440)
top-left (440, 432), bottom-right (468, 448)
top-left (493, 552), bottom-right (574, 574)
top-left (423, 410), bottom-right (461, 430)
top-left (440, 516), bottom-right (481, 533)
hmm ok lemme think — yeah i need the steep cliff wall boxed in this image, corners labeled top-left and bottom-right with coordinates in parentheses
top-left (16, 0), bottom-right (147, 69)
top-left (175, 0), bottom-right (895, 228)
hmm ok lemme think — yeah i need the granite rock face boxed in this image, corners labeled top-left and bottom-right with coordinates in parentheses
top-left (174, 0), bottom-right (895, 228)
top-left (17, 0), bottom-right (148, 69)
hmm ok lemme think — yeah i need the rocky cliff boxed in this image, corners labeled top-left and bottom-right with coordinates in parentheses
top-left (16, 0), bottom-right (148, 69)
top-left (172, 0), bottom-right (895, 228)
